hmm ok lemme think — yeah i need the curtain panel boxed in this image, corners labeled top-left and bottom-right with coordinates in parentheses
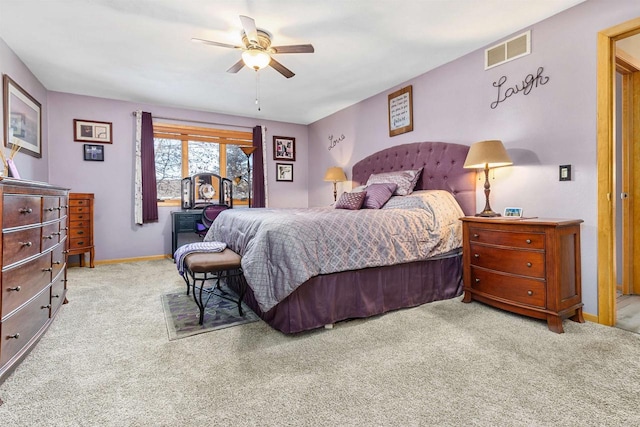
top-left (252, 125), bottom-right (266, 208)
top-left (134, 111), bottom-right (158, 224)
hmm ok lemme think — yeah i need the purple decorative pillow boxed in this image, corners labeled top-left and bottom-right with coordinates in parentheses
top-left (335, 191), bottom-right (365, 210)
top-left (365, 168), bottom-right (423, 196)
top-left (362, 183), bottom-right (397, 209)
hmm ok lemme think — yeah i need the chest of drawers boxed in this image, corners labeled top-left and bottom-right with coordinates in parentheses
top-left (68, 193), bottom-right (94, 268)
top-left (460, 217), bottom-right (584, 333)
top-left (0, 178), bottom-right (69, 382)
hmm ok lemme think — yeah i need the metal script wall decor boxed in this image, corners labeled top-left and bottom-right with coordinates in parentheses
top-left (328, 133), bottom-right (345, 151)
top-left (491, 66), bottom-right (550, 109)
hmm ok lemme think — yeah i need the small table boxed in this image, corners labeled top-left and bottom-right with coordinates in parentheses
top-left (171, 209), bottom-right (203, 257)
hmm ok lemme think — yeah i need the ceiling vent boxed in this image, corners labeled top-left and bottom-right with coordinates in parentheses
top-left (485, 30), bottom-right (531, 70)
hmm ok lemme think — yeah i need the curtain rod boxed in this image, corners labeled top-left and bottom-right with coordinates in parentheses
top-left (131, 111), bottom-right (254, 131)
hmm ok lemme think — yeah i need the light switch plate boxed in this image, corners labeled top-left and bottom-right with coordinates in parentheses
top-left (559, 165), bottom-right (571, 181)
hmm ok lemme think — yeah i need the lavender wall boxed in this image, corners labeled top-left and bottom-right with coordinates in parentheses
top-left (0, 38), bottom-right (49, 181)
top-left (308, 0), bottom-right (640, 316)
top-left (47, 92), bottom-right (308, 261)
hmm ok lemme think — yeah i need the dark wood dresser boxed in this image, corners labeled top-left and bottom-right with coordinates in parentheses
top-left (68, 193), bottom-right (94, 268)
top-left (0, 178), bottom-right (69, 382)
top-left (461, 217), bottom-right (584, 333)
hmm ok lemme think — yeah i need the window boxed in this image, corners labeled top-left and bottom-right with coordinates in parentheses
top-left (153, 123), bottom-right (253, 206)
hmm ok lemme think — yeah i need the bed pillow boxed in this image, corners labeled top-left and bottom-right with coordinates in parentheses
top-left (350, 185), bottom-right (367, 193)
top-left (365, 167), bottom-right (423, 196)
top-left (362, 183), bottom-right (397, 209)
top-left (335, 191), bottom-right (366, 210)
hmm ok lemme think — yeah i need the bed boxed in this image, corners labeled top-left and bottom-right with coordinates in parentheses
top-left (205, 141), bottom-right (476, 333)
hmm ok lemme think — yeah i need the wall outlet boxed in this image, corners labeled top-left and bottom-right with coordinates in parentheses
top-left (559, 165), bottom-right (571, 181)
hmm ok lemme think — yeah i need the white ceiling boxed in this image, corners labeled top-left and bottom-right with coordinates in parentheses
top-left (0, 0), bottom-right (586, 125)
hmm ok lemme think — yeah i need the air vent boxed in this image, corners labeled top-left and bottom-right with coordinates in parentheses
top-left (485, 31), bottom-right (531, 70)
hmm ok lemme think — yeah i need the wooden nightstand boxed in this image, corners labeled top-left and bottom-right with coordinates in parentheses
top-left (460, 217), bottom-right (584, 333)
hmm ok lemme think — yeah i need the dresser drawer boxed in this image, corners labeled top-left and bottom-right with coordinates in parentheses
top-left (69, 206), bottom-right (91, 215)
top-left (69, 198), bottom-right (91, 207)
top-left (468, 227), bottom-right (545, 250)
top-left (2, 252), bottom-right (52, 317)
top-left (69, 212), bottom-right (91, 222)
top-left (0, 288), bottom-right (51, 367)
top-left (470, 266), bottom-right (546, 308)
top-left (3, 195), bottom-right (42, 228)
top-left (69, 227), bottom-right (91, 239)
top-left (3, 227), bottom-right (42, 265)
top-left (469, 243), bottom-right (545, 278)
top-left (69, 237), bottom-right (91, 250)
top-left (70, 219), bottom-right (91, 228)
top-left (42, 222), bottom-right (61, 251)
top-left (51, 241), bottom-right (66, 277)
top-left (42, 196), bottom-right (61, 222)
top-left (50, 271), bottom-right (66, 314)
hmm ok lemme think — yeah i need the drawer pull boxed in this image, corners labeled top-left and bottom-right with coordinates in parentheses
top-left (20, 241), bottom-right (33, 247)
top-left (77, 241), bottom-right (85, 245)
top-left (8, 286), bottom-right (21, 292)
top-left (53, 231), bottom-right (62, 236)
top-left (19, 207), bottom-right (33, 214)
top-left (62, 250), bottom-right (69, 254)
top-left (8, 333), bottom-right (20, 339)
top-left (54, 261), bottom-right (62, 265)
top-left (41, 304), bottom-right (52, 309)
top-left (527, 290), bottom-right (533, 296)
top-left (46, 207), bottom-right (55, 212)
top-left (475, 278), bottom-right (480, 283)
top-left (526, 262), bottom-right (532, 267)
top-left (52, 294), bottom-right (60, 299)
top-left (77, 231), bottom-right (84, 235)
top-left (63, 227), bottom-right (69, 231)
top-left (473, 233), bottom-right (479, 238)
top-left (43, 235), bottom-right (53, 240)
top-left (525, 239), bottom-right (532, 244)
top-left (474, 253), bottom-right (480, 258)
top-left (42, 267), bottom-right (53, 272)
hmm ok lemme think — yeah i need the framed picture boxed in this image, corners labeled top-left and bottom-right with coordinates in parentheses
top-left (74, 119), bottom-right (112, 143)
top-left (83, 144), bottom-right (104, 161)
top-left (276, 163), bottom-right (293, 182)
top-left (504, 207), bottom-right (523, 218)
top-left (388, 85), bottom-right (413, 137)
top-left (273, 136), bottom-right (296, 161)
top-left (3, 74), bottom-right (42, 158)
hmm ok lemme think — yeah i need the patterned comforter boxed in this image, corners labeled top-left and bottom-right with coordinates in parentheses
top-left (204, 190), bottom-right (464, 312)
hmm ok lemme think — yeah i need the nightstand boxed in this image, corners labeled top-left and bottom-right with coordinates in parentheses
top-left (460, 217), bottom-right (584, 333)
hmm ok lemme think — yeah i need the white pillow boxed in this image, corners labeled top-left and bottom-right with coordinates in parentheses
top-left (365, 168), bottom-right (423, 196)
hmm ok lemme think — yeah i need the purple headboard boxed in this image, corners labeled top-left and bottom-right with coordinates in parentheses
top-left (352, 141), bottom-right (476, 215)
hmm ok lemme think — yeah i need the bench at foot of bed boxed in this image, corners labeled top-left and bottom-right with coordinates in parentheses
top-left (182, 249), bottom-right (247, 325)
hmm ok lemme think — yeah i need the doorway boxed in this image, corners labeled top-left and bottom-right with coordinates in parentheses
top-left (614, 37), bottom-right (640, 332)
top-left (596, 17), bottom-right (640, 329)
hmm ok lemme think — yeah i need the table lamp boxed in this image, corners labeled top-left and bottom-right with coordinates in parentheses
top-left (463, 140), bottom-right (513, 217)
top-left (323, 167), bottom-right (347, 202)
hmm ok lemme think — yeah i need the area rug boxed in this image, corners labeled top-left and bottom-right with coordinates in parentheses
top-left (161, 286), bottom-right (259, 340)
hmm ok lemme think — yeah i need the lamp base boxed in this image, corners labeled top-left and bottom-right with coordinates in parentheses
top-left (475, 209), bottom-right (501, 217)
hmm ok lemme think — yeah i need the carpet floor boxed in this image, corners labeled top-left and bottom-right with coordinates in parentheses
top-left (1, 259), bottom-right (639, 426)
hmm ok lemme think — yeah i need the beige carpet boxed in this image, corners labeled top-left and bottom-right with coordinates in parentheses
top-left (1, 259), bottom-right (639, 426)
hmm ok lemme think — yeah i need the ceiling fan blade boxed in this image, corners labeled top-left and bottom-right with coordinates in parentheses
top-left (191, 38), bottom-right (242, 50)
top-left (239, 15), bottom-right (259, 46)
top-left (270, 44), bottom-right (315, 54)
top-left (227, 59), bottom-right (245, 73)
top-left (269, 57), bottom-right (295, 79)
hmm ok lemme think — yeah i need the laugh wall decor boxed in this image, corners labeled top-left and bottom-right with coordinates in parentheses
top-left (490, 66), bottom-right (550, 109)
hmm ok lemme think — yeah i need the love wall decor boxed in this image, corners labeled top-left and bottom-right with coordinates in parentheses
top-left (490, 66), bottom-right (550, 109)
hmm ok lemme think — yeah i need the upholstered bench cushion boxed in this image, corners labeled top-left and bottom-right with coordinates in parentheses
top-left (184, 248), bottom-right (241, 273)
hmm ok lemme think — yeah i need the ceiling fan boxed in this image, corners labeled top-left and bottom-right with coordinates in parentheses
top-left (192, 15), bottom-right (314, 78)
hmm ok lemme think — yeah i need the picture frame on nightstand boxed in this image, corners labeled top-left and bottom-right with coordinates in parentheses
top-left (504, 207), bottom-right (523, 217)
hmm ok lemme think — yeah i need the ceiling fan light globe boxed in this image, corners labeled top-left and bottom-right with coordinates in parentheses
top-left (242, 49), bottom-right (271, 70)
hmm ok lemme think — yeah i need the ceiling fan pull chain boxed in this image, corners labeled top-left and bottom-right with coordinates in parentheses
top-left (255, 70), bottom-right (261, 112)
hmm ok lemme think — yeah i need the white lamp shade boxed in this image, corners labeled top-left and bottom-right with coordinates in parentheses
top-left (242, 49), bottom-right (271, 70)
top-left (463, 140), bottom-right (513, 169)
top-left (323, 167), bottom-right (347, 182)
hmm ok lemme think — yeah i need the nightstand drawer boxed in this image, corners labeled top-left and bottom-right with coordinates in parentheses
top-left (470, 266), bottom-right (546, 308)
top-left (468, 227), bottom-right (545, 249)
top-left (469, 243), bottom-right (545, 278)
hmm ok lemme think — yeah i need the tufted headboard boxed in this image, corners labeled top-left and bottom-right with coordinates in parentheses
top-left (352, 141), bottom-right (476, 216)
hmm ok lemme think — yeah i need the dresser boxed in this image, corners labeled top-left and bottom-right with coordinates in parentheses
top-left (0, 178), bottom-right (69, 383)
top-left (461, 217), bottom-right (584, 333)
top-left (68, 193), bottom-right (94, 268)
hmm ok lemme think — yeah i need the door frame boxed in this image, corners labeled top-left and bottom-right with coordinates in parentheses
top-left (597, 17), bottom-right (640, 326)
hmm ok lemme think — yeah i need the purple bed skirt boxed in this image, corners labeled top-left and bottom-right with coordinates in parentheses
top-left (236, 252), bottom-right (463, 334)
